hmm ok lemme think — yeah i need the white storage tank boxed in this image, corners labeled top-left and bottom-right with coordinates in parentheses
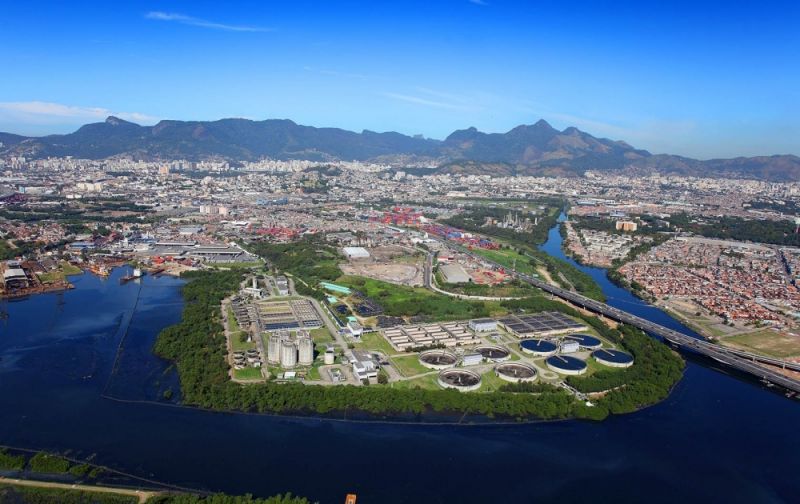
top-left (297, 334), bottom-right (314, 366)
top-left (267, 333), bottom-right (282, 364)
top-left (280, 340), bottom-right (297, 368)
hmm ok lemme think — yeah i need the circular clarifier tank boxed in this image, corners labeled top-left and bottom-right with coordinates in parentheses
top-left (437, 369), bottom-right (482, 392)
top-left (592, 349), bottom-right (634, 368)
top-left (495, 362), bottom-right (537, 383)
top-left (476, 345), bottom-right (510, 362)
top-left (564, 333), bottom-right (602, 349)
top-left (419, 350), bottom-right (458, 370)
top-left (519, 339), bottom-right (558, 356)
top-left (546, 355), bottom-right (587, 375)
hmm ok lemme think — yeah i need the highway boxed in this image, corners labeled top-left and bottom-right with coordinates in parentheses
top-left (436, 242), bottom-right (800, 395)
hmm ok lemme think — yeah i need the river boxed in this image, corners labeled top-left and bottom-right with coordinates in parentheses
top-left (1, 228), bottom-right (799, 503)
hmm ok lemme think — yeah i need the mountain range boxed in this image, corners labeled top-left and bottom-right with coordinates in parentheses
top-left (1, 116), bottom-right (798, 181)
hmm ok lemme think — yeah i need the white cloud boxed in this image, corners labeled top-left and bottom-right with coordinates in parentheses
top-left (381, 92), bottom-right (467, 110)
top-left (0, 101), bottom-right (159, 126)
top-left (382, 87), bottom-right (487, 112)
top-left (145, 11), bottom-right (269, 32)
top-left (468, 0), bottom-right (489, 5)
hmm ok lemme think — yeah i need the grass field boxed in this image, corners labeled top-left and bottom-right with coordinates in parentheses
top-left (37, 270), bottom-right (65, 284)
top-left (227, 307), bottom-right (256, 352)
top-left (36, 261), bottom-right (85, 284)
top-left (61, 261), bottom-right (83, 275)
top-left (233, 367), bottom-right (264, 380)
top-left (435, 271), bottom-right (536, 297)
top-left (470, 247), bottom-right (538, 276)
top-left (227, 307), bottom-right (241, 332)
top-left (390, 354), bottom-right (431, 377)
top-left (338, 275), bottom-right (506, 321)
top-left (310, 327), bottom-right (334, 343)
top-left (585, 355), bottom-right (625, 375)
top-left (354, 331), bottom-right (399, 356)
top-left (724, 329), bottom-right (800, 358)
top-left (665, 302), bottom-right (732, 338)
top-left (390, 374), bottom-right (440, 390)
top-left (478, 369), bottom-right (508, 392)
top-left (230, 331), bottom-right (254, 352)
top-left (306, 363), bottom-right (322, 381)
top-left (0, 484), bottom-right (141, 504)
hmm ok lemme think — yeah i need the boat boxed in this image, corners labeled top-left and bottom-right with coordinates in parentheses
top-left (121, 267), bottom-right (146, 284)
top-left (87, 263), bottom-right (110, 277)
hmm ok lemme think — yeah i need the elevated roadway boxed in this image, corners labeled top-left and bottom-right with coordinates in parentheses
top-left (440, 241), bottom-right (800, 395)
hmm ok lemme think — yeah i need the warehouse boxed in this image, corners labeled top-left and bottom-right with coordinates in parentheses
top-left (343, 246), bottom-right (371, 260)
top-left (2, 266), bottom-right (29, 289)
top-left (440, 263), bottom-right (472, 284)
top-left (468, 318), bottom-right (497, 332)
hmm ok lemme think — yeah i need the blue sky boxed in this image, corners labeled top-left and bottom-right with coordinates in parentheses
top-left (0, 0), bottom-right (798, 158)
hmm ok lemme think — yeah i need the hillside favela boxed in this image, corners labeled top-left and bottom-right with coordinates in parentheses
top-left (0, 2), bottom-right (798, 504)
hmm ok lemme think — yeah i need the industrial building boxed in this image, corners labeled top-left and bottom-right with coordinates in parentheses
top-left (346, 320), bottom-right (363, 339)
top-left (498, 312), bottom-right (587, 339)
top-left (2, 262), bottom-right (29, 289)
top-left (137, 241), bottom-right (256, 264)
top-left (343, 246), bottom-right (371, 260)
top-left (439, 263), bottom-right (472, 284)
top-left (560, 339), bottom-right (580, 354)
top-left (349, 350), bottom-right (379, 381)
top-left (615, 220), bottom-right (638, 232)
top-left (468, 318), bottom-right (497, 332)
top-left (267, 330), bottom-right (314, 368)
top-left (461, 353), bottom-right (483, 366)
top-left (275, 275), bottom-right (290, 296)
top-left (257, 299), bottom-right (322, 331)
top-left (382, 322), bottom-right (481, 351)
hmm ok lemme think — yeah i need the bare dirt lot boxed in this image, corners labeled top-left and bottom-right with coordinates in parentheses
top-left (340, 245), bottom-right (424, 286)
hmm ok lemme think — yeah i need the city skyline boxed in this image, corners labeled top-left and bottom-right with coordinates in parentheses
top-left (0, 0), bottom-right (798, 159)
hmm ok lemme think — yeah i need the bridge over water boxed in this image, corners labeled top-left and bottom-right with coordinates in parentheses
top-left (433, 245), bottom-right (800, 396)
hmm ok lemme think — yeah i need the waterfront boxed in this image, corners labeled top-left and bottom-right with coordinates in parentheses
top-left (1, 241), bottom-right (799, 503)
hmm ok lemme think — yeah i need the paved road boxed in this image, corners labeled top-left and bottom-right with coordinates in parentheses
top-left (0, 476), bottom-right (158, 503)
top-left (422, 251), bottom-right (523, 300)
top-left (445, 239), bottom-right (800, 395)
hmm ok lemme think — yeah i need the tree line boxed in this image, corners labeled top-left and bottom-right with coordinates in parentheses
top-left (154, 270), bottom-right (684, 422)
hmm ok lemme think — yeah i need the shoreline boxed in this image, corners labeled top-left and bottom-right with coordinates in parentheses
top-left (0, 476), bottom-right (159, 504)
top-left (154, 268), bottom-right (684, 424)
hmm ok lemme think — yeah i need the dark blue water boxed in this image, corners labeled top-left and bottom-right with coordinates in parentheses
top-left (1, 248), bottom-right (799, 503)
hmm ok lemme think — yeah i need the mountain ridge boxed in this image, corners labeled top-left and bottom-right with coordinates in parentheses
top-left (1, 117), bottom-right (798, 182)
